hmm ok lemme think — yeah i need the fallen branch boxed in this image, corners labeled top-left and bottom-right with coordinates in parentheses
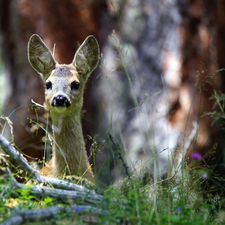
top-left (0, 134), bottom-right (101, 194)
top-left (0, 134), bottom-right (43, 183)
top-left (0, 134), bottom-right (108, 224)
top-left (0, 133), bottom-right (106, 220)
top-left (0, 204), bottom-right (101, 225)
top-left (2, 166), bottom-right (103, 206)
top-left (42, 176), bottom-right (97, 192)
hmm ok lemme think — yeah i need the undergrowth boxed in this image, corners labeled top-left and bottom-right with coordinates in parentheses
top-left (1, 165), bottom-right (225, 224)
top-left (0, 113), bottom-right (225, 224)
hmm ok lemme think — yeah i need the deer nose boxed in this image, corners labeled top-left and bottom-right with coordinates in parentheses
top-left (52, 95), bottom-right (71, 107)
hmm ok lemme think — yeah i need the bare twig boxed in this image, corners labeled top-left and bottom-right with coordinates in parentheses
top-left (182, 121), bottom-right (199, 160)
top-left (174, 121), bottom-right (199, 177)
top-left (107, 132), bottom-right (131, 179)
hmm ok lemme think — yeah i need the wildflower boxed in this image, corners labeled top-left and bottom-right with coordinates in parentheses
top-left (191, 152), bottom-right (202, 160)
top-left (102, 209), bottom-right (107, 215)
top-left (176, 207), bottom-right (182, 213)
top-left (202, 172), bottom-right (208, 180)
top-left (75, 206), bottom-right (82, 214)
top-left (103, 201), bottom-right (107, 206)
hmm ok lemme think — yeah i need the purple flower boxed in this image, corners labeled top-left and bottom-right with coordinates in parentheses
top-left (191, 152), bottom-right (202, 160)
top-left (177, 207), bottom-right (182, 213)
top-left (202, 172), bottom-right (208, 180)
top-left (102, 209), bottom-right (107, 215)
top-left (103, 201), bottom-right (107, 206)
top-left (75, 206), bottom-right (82, 214)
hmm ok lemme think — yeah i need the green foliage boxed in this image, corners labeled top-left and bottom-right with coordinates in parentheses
top-left (204, 90), bottom-right (225, 125)
top-left (1, 165), bottom-right (225, 224)
top-left (98, 171), bottom-right (225, 224)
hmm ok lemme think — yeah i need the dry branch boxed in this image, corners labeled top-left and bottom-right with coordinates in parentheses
top-left (0, 134), bottom-right (105, 224)
top-left (0, 204), bottom-right (101, 225)
top-left (0, 134), bottom-right (103, 202)
top-left (0, 134), bottom-right (101, 193)
top-left (0, 166), bottom-right (104, 225)
top-left (0, 135), bottom-right (43, 183)
top-left (3, 167), bottom-right (103, 204)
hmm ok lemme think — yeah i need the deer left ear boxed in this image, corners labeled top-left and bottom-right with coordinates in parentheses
top-left (28, 34), bottom-right (56, 81)
top-left (72, 35), bottom-right (99, 81)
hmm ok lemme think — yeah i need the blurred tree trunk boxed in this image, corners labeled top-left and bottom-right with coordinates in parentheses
top-left (97, 0), bottom-right (225, 188)
top-left (173, 1), bottom-right (223, 164)
top-left (0, 0), bottom-right (104, 163)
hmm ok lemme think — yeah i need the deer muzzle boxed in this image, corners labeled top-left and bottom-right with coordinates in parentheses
top-left (51, 95), bottom-right (71, 112)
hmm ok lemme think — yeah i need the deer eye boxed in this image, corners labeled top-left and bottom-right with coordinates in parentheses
top-left (71, 81), bottom-right (80, 90)
top-left (45, 81), bottom-right (52, 90)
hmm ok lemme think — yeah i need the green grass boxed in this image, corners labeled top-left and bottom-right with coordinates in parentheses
top-left (1, 106), bottom-right (225, 224)
top-left (1, 165), bottom-right (225, 224)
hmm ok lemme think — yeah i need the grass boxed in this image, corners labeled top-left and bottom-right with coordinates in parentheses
top-left (0, 114), bottom-right (224, 225)
top-left (2, 110), bottom-right (224, 224)
top-left (1, 162), bottom-right (225, 224)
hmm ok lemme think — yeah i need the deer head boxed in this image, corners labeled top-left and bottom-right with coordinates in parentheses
top-left (28, 34), bottom-right (99, 114)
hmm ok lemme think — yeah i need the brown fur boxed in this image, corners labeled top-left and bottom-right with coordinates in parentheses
top-left (28, 34), bottom-right (99, 183)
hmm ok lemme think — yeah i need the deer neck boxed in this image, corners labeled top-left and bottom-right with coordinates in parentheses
top-left (50, 111), bottom-right (91, 178)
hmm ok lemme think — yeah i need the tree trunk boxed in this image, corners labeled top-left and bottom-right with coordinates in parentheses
top-left (96, 0), bottom-right (225, 186)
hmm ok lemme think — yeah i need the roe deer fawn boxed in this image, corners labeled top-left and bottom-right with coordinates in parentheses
top-left (28, 34), bottom-right (99, 184)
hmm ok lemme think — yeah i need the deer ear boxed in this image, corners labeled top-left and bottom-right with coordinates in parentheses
top-left (72, 35), bottom-right (99, 81)
top-left (28, 34), bottom-right (56, 81)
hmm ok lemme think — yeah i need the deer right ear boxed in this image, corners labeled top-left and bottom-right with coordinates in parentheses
top-left (72, 35), bottom-right (99, 82)
top-left (28, 34), bottom-right (56, 81)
